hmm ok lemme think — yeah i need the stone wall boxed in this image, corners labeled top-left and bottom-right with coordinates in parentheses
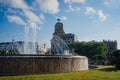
top-left (0, 55), bottom-right (88, 75)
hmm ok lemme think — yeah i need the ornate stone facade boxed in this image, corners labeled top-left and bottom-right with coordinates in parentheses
top-left (52, 19), bottom-right (78, 44)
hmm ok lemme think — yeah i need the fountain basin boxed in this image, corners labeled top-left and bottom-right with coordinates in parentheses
top-left (0, 54), bottom-right (88, 75)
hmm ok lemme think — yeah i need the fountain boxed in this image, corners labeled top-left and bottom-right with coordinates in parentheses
top-left (0, 19), bottom-right (88, 75)
top-left (51, 35), bottom-right (70, 55)
top-left (24, 23), bottom-right (37, 54)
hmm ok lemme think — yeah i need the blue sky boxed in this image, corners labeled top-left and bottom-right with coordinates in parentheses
top-left (0, 0), bottom-right (120, 48)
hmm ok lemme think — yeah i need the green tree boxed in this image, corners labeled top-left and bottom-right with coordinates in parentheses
top-left (68, 41), bottom-right (108, 64)
top-left (109, 50), bottom-right (120, 69)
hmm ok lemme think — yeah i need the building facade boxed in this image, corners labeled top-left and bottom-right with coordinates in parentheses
top-left (52, 19), bottom-right (78, 44)
top-left (0, 41), bottom-right (24, 54)
top-left (103, 40), bottom-right (117, 52)
top-left (51, 19), bottom-right (78, 54)
top-left (0, 40), bottom-right (39, 54)
top-left (37, 43), bottom-right (48, 54)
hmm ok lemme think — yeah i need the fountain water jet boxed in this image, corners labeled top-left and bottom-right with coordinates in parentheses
top-left (51, 35), bottom-right (70, 55)
top-left (24, 25), bottom-right (29, 54)
top-left (24, 22), bottom-right (37, 54)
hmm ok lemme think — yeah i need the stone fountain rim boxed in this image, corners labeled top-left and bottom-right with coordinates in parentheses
top-left (0, 54), bottom-right (87, 59)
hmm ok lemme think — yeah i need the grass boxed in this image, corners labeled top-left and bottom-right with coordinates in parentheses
top-left (0, 66), bottom-right (120, 80)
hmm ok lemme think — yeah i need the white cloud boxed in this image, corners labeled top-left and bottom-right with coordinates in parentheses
top-left (64, 0), bottom-right (82, 13)
top-left (55, 16), bottom-right (67, 21)
top-left (39, 13), bottom-right (45, 24)
top-left (65, 5), bottom-right (81, 12)
top-left (85, 6), bottom-right (107, 22)
top-left (76, 7), bottom-right (81, 12)
top-left (98, 10), bottom-right (107, 22)
top-left (23, 10), bottom-right (45, 29)
top-left (65, 5), bottom-right (74, 12)
top-left (7, 8), bottom-right (16, 14)
top-left (0, 0), bottom-right (44, 29)
top-left (64, 0), bottom-right (85, 4)
top-left (39, 14), bottom-right (44, 20)
top-left (104, 0), bottom-right (120, 8)
top-left (104, 0), bottom-right (109, 6)
top-left (26, 20), bottom-right (37, 29)
top-left (7, 15), bottom-right (26, 25)
top-left (85, 7), bottom-right (96, 14)
top-left (34, 0), bottom-right (59, 14)
top-left (61, 16), bottom-right (68, 21)
top-left (23, 10), bottom-right (39, 22)
top-left (0, 0), bottom-right (29, 9)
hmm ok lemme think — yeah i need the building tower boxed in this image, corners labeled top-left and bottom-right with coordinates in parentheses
top-left (51, 19), bottom-right (78, 53)
top-left (53, 19), bottom-right (65, 37)
top-left (52, 19), bottom-right (78, 43)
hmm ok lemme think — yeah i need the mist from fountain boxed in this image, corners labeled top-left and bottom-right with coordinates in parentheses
top-left (51, 35), bottom-right (70, 55)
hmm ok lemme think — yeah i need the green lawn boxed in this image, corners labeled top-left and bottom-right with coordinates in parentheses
top-left (0, 66), bottom-right (120, 80)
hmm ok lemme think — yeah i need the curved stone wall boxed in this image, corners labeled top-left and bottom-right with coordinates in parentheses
top-left (0, 55), bottom-right (88, 75)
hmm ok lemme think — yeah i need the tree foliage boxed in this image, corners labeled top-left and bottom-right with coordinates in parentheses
top-left (109, 50), bottom-right (120, 69)
top-left (68, 41), bottom-right (108, 64)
